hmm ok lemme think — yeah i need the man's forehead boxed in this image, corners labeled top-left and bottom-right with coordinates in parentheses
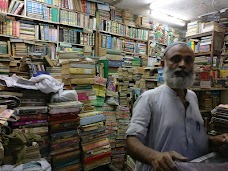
top-left (163, 42), bottom-right (193, 57)
top-left (165, 44), bottom-right (194, 57)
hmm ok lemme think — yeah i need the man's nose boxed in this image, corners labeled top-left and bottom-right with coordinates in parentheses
top-left (178, 59), bottom-right (186, 68)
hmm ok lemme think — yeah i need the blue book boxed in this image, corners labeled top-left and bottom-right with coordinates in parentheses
top-left (80, 114), bottom-right (106, 126)
top-left (87, 1), bottom-right (90, 14)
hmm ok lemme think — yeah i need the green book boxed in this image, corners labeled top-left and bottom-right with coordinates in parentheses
top-left (51, 8), bottom-right (58, 22)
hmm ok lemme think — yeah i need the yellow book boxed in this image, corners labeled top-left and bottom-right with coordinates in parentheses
top-left (70, 78), bottom-right (95, 85)
top-left (78, 111), bottom-right (103, 118)
top-left (62, 68), bottom-right (95, 75)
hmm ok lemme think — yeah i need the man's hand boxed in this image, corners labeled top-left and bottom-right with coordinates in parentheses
top-left (209, 133), bottom-right (228, 146)
top-left (150, 151), bottom-right (188, 171)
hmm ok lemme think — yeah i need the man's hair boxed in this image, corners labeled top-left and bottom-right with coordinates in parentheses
top-left (162, 42), bottom-right (191, 60)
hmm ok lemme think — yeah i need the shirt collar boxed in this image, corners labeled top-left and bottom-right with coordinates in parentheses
top-left (163, 84), bottom-right (192, 101)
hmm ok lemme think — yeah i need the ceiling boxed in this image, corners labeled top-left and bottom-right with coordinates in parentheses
top-left (98, 0), bottom-right (228, 28)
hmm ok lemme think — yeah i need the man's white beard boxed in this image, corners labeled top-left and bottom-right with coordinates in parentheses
top-left (163, 66), bottom-right (195, 89)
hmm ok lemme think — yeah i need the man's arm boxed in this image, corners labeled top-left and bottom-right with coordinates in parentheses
top-left (126, 136), bottom-right (188, 171)
top-left (208, 133), bottom-right (228, 148)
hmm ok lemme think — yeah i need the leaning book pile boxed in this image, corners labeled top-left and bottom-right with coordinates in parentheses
top-left (48, 101), bottom-right (83, 171)
top-left (210, 104), bottom-right (228, 135)
top-left (78, 111), bottom-right (112, 170)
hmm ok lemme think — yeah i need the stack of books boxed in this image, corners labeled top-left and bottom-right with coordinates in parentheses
top-left (48, 101), bottom-right (83, 171)
top-left (97, 3), bottom-right (110, 21)
top-left (61, 60), bottom-right (96, 86)
top-left (13, 105), bottom-right (49, 157)
top-left (210, 104), bottom-right (228, 135)
top-left (122, 10), bottom-right (135, 27)
top-left (79, 111), bottom-right (112, 171)
top-left (186, 21), bottom-right (200, 37)
top-left (0, 57), bottom-right (10, 77)
top-left (103, 111), bottom-right (117, 149)
top-left (112, 106), bottom-right (131, 170)
top-left (46, 67), bottom-right (62, 82)
top-left (91, 77), bottom-right (107, 108)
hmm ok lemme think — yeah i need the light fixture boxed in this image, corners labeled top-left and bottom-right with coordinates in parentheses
top-left (150, 10), bottom-right (186, 26)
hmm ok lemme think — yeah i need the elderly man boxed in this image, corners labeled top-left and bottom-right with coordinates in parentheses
top-left (126, 42), bottom-right (228, 171)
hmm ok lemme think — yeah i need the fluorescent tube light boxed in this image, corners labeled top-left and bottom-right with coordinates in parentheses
top-left (150, 10), bottom-right (186, 26)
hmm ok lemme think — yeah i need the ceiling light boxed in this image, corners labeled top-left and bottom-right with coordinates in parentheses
top-left (150, 10), bottom-right (186, 26)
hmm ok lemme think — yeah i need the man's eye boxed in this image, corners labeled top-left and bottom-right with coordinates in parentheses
top-left (185, 58), bottom-right (193, 63)
top-left (172, 56), bottom-right (181, 63)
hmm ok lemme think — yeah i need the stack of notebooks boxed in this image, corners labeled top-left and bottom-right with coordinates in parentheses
top-left (210, 104), bottom-right (228, 135)
top-left (112, 106), bottom-right (131, 170)
top-left (48, 101), bottom-right (83, 171)
top-left (13, 106), bottom-right (49, 158)
top-left (79, 111), bottom-right (112, 171)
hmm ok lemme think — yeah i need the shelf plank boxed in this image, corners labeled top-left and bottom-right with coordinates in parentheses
top-left (59, 7), bottom-right (95, 17)
top-left (186, 31), bottom-right (213, 39)
top-left (59, 22), bottom-right (84, 29)
top-left (99, 30), bottom-right (148, 42)
top-left (0, 34), bottom-right (16, 38)
top-left (194, 51), bottom-right (212, 56)
top-left (35, 40), bottom-right (57, 44)
top-left (2, 12), bottom-right (59, 25)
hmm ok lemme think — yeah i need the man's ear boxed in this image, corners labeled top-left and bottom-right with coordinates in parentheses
top-left (161, 60), bottom-right (165, 68)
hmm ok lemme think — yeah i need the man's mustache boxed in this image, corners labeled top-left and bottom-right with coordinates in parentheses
top-left (171, 69), bottom-right (190, 77)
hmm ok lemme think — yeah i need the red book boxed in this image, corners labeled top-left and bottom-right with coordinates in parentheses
top-left (14, 2), bottom-right (24, 15)
top-left (82, 138), bottom-right (110, 153)
top-left (84, 151), bottom-right (111, 165)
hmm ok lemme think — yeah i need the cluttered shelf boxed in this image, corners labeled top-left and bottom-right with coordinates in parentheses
top-left (194, 51), bottom-right (212, 56)
top-left (186, 31), bottom-right (214, 39)
top-left (0, 12), bottom-right (59, 25)
top-left (99, 30), bottom-right (148, 42)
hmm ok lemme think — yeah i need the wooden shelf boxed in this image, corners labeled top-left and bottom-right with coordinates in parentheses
top-left (35, 40), bottom-right (57, 44)
top-left (0, 34), bottom-right (16, 38)
top-left (59, 7), bottom-right (95, 17)
top-left (195, 51), bottom-right (212, 56)
top-left (0, 34), bottom-right (58, 44)
top-left (2, 12), bottom-right (59, 25)
top-left (99, 30), bottom-right (148, 42)
top-left (59, 42), bottom-right (87, 47)
top-left (59, 22), bottom-right (84, 29)
top-left (191, 87), bottom-right (228, 91)
top-left (186, 31), bottom-right (213, 39)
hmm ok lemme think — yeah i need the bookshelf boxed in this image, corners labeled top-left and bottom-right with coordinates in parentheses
top-left (0, 0), bottom-right (98, 62)
top-left (186, 31), bottom-right (224, 65)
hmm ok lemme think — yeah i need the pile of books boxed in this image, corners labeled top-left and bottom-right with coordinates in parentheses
top-left (91, 77), bottom-right (107, 108)
top-left (112, 106), bottom-right (131, 170)
top-left (210, 104), bottom-right (228, 135)
top-left (79, 111), bottom-right (112, 170)
top-left (62, 60), bottom-right (96, 86)
top-left (48, 101), bottom-right (83, 171)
